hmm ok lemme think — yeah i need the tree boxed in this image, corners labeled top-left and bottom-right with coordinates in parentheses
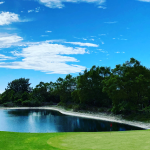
top-left (77, 66), bottom-right (111, 106)
top-left (0, 89), bottom-right (15, 104)
top-left (6, 78), bottom-right (32, 93)
top-left (102, 58), bottom-right (150, 114)
top-left (32, 82), bottom-right (51, 102)
top-left (1, 78), bottom-right (32, 105)
top-left (55, 74), bottom-right (77, 103)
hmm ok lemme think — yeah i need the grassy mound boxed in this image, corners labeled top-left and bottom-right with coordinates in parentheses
top-left (0, 130), bottom-right (150, 150)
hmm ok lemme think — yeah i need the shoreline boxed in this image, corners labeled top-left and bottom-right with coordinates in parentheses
top-left (0, 106), bottom-right (150, 130)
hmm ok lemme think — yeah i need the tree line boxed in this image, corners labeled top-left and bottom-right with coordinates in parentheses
top-left (1, 58), bottom-right (150, 115)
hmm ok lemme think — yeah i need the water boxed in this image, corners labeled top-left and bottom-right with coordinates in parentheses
top-left (0, 109), bottom-right (144, 133)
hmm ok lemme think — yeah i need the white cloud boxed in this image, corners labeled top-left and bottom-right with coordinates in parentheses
top-left (101, 51), bottom-right (106, 53)
top-left (38, 0), bottom-right (106, 9)
top-left (0, 33), bottom-right (23, 48)
top-left (83, 38), bottom-right (87, 40)
top-left (28, 7), bottom-right (40, 13)
top-left (35, 7), bottom-right (40, 12)
top-left (99, 38), bottom-right (104, 44)
top-left (28, 10), bottom-right (34, 13)
top-left (46, 31), bottom-right (52, 33)
top-left (3, 27), bottom-right (17, 30)
top-left (46, 39), bottom-right (64, 43)
top-left (41, 35), bottom-right (48, 37)
top-left (0, 12), bottom-right (20, 25)
top-left (98, 6), bottom-right (106, 9)
top-left (99, 34), bottom-right (106, 36)
top-left (99, 60), bottom-right (102, 61)
top-left (0, 54), bottom-right (15, 61)
top-left (115, 52), bottom-right (120, 53)
top-left (0, 42), bottom-right (87, 74)
top-left (0, 1), bottom-right (4, 4)
top-left (104, 21), bottom-right (117, 24)
top-left (138, 0), bottom-right (150, 2)
top-left (98, 49), bottom-right (107, 53)
top-left (65, 42), bottom-right (99, 47)
top-left (113, 38), bottom-right (115, 39)
top-left (121, 39), bottom-right (127, 40)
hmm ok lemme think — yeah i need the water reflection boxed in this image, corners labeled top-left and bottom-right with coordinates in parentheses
top-left (0, 109), bottom-right (144, 133)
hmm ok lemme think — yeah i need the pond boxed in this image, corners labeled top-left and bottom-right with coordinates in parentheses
top-left (0, 109), bottom-right (144, 133)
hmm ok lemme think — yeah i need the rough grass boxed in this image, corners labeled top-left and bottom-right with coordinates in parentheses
top-left (0, 130), bottom-right (150, 150)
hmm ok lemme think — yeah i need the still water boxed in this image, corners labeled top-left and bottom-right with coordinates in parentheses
top-left (0, 109), bottom-right (144, 133)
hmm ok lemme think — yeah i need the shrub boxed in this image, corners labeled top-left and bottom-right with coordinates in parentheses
top-left (72, 104), bottom-right (80, 111)
top-left (3, 102), bottom-right (14, 107)
top-left (22, 100), bottom-right (31, 106)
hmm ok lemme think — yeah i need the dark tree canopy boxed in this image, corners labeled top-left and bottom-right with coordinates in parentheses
top-left (6, 78), bottom-right (32, 93)
top-left (102, 58), bottom-right (150, 113)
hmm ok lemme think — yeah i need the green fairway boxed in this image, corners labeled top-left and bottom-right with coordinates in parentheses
top-left (0, 130), bottom-right (150, 150)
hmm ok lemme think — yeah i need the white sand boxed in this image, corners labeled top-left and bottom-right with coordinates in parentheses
top-left (0, 106), bottom-right (150, 129)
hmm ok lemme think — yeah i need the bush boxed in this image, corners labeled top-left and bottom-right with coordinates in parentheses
top-left (22, 99), bottom-right (41, 107)
top-left (14, 99), bottom-right (23, 106)
top-left (72, 104), bottom-right (88, 111)
top-left (41, 101), bottom-right (53, 106)
top-left (98, 108), bottom-right (105, 112)
top-left (22, 100), bottom-right (31, 106)
top-left (29, 99), bottom-right (41, 107)
top-left (3, 102), bottom-right (14, 107)
top-left (71, 90), bottom-right (80, 103)
top-left (58, 101), bottom-right (66, 106)
top-left (72, 104), bottom-right (80, 111)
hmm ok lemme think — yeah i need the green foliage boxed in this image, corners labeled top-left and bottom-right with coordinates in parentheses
top-left (72, 104), bottom-right (80, 111)
top-left (102, 58), bottom-right (150, 114)
top-left (3, 102), bottom-right (14, 107)
top-left (55, 74), bottom-right (77, 103)
top-left (77, 66), bottom-right (111, 106)
top-left (0, 89), bottom-right (15, 104)
top-left (29, 99), bottom-right (41, 106)
top-left (6, 78), bottom-right (32, 93)
top-left (14, 99), bottom-right (23, 106)
top-left (1, 78), bottom-right (33, 107)
top-left (71, 90), bottom-right (80, 103)
top-left (22, 100), bottom-right (31, 106)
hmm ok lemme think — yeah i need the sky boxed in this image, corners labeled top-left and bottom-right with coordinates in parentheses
top-left (0, 0), bottom-right (150, 93)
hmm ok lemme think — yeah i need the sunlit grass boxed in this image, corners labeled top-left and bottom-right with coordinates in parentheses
top-left (0, 130), bottom-right (150, 150)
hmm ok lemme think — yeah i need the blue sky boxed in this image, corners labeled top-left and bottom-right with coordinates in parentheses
top-left (0, 0), bottom-right (150, 93)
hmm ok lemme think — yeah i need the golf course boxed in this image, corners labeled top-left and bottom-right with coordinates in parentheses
top-left (0, 130), bottom-right (150, 150)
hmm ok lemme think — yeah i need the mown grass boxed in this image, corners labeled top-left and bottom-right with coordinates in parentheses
top-left (0, 130), bottom-right (150, 150)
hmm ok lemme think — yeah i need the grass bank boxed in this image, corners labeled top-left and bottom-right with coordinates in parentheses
top-left (0, 130), bottom-right (150, 150)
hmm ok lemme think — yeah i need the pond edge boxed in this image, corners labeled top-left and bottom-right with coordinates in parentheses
top-left (0, 106), bottom-right (149, 130)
